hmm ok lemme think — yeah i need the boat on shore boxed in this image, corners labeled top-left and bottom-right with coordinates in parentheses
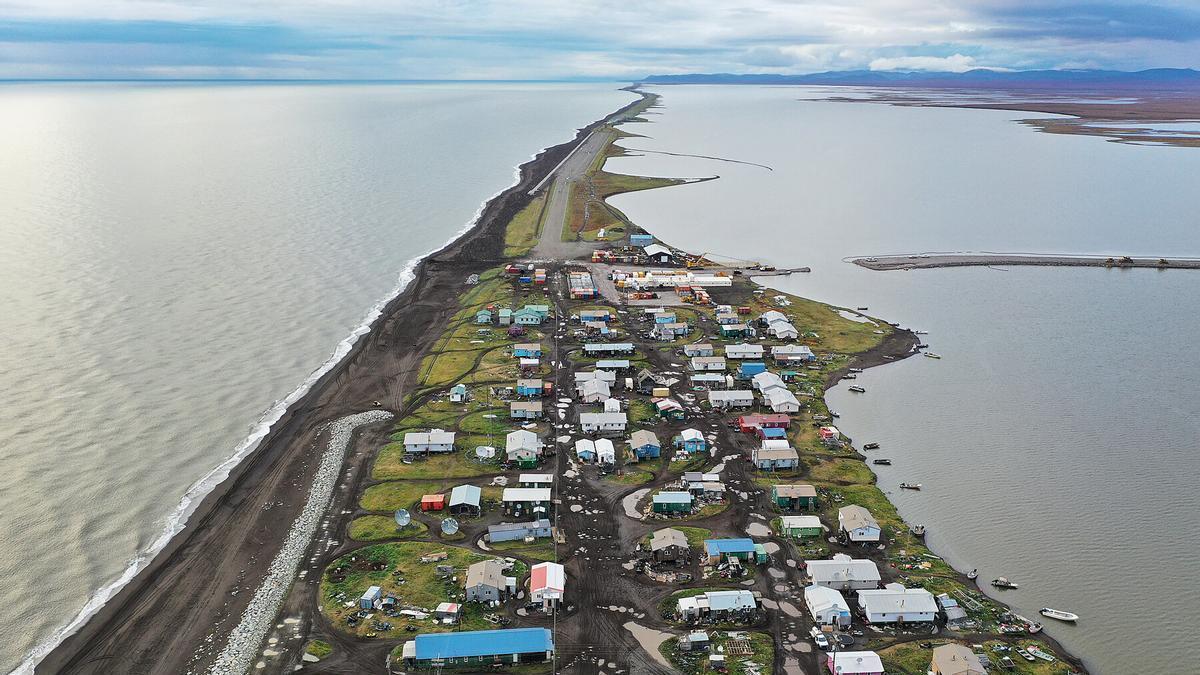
top-left (863, 442), bottom-right (879, 450)
top-left (966, 569), bottom-right (978, 580)
top-left (848, 367), bottom-right (863, 373)
top-left (909, 525), bottom-right (925, 538)
top-left (924, 352), bottom-right (942, 359)
top-left (1016, 648), bottom-right (1036, 662)
top-left (842, 373), bottom-right (857, 380)
top-left (992, 577), bottom-right (1019, 589)
top-left (848, 385), bottom-right (866, 393)
top-left (899, 482), bottom-right (921, 490)
top-left (1040, 607), bottom-right (1079, 622)
top-left (872, 458), bottom-right (891, 465)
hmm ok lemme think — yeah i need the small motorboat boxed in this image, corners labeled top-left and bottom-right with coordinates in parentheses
top-left (848, 367), bottom-right (863, 373)
top-left (872, 458), bottom-right (892, 465)
top-left (843, 373), bottom-right (858, 380)
top-left (916, 343), bottom-right (929, 349)
top-left (856, 307), bottom-right (869, 311)
top-left (1027, 646), bottom-right (1056, 662)
top-left (863, 442), bottom-right (880, 450)
top-left (915, 330), bottom-right (929, 335)
top-left (924, 352), bottom-right (942, 359)
top-left (899, 482), bottom-right (922, 490)
top-left (992, 577), bottom-right (1019, 589)
top-left (848, 385), bottom-right (866, 393)
top-left (966, 569), bottom-right (978, 580)
top-left (909, 525), bottom-right (926, 538)
top-left (1016, 648), bottom-right (1036, 662)
top-left (830, 411), bottom-right (840, 418)
top-left (1027, 621), bottom-right (1044, 634)
top-left (1040, 608), bottom-right (1079, 623)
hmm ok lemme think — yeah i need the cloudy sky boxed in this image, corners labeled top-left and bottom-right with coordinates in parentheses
top-left (1, 1), bottom-right (1198, 79)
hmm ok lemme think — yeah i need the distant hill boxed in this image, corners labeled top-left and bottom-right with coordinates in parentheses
top-left (639, 69), bottom-right (1200, 90)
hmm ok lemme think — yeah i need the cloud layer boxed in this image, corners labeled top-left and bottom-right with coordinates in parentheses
top-left (0, 1), bottom-right (1197, 79)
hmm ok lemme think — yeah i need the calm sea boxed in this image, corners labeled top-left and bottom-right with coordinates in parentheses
top-left (0, 81), bottom-right (635, 674)
top-left (607, 84), bottom-right (1200, 674)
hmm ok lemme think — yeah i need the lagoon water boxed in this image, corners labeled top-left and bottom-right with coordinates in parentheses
top-left (607, 85), bottom-right (1200, 673)
top-left (0, 81), bottom-right (634, 673)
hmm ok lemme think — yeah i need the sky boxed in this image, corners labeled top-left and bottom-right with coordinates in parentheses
top-left (1, 1), bottom-right (1198, 80)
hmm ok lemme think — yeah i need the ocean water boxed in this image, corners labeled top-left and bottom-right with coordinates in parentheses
top-left (0, 81), bottom-right (634, 673)
top-left (607, 85), bottom-right (1200, 674)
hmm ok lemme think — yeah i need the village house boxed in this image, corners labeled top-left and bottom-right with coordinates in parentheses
top-left (595, 438), bottom-right (616, 464)
top-left (703, 538), bottom-right (759, 565)
top-left (497, 308), bottom-right (512, 326)
top-left (401, 628), bottom-right (553, 669)
top-left (804, 584), bottom-right (852, 626)
top-left (725, 343), bottom-right (765, 360)
top-left (653, 311), bottom-right (677, 324)
top-left (736, 413), bottom-right (790, 433)
top-left (574, 438), bottom-right (596, 462)
top-left (654, 398), bottom-right (685, 420)
top-left (760, 310), bottom-right (799, 339)
top-left (805, 554), bottom-right (882, 591)
top-left (652, 491), bottom-right (693, 514)
top-left (676, 590), bottom-right (757, 621)
top-left (578, 378), bottom-right (611, 403)
top-left (719, 323), bottom-right (754, 339)
top-left (857, 583), bottom-right (938, 624)
top-left (683, 343), bottom-right (714, 357)
top-left (516, 378), bottom-right (549, 398)
top-left (752, 443), bottom-right (800, 470)
top-left (652, 322), bottom-right (690, 341)
top-left (827, 652), bottom-right (884, 675)
top-left (771, 344), bottom-right (816, 363)
top-left (505, 430), bottom-right (543, 468)
top-left (583, 342), bottom-right (636, 356)
top-left (780, 515), bottom-right (823, 538)
top-left (691, 355), bottom-right (727, 372)
top-left (738, 362), bottom-right (768, 379)
top-left (464, 560), bottom-right (515, 603)
top-left (512, 343), bottom-right (542, 359)
top-left (434, 602), bottom-right (461, 623)
top-left (756, 426), bottom-right (788, 441)
top-left (579, 309), bottom-right (610, 323)
top-left (708, 390), bottom-right (755, 409)
top-left (930, 644), bottom-right (987, 675)
top-left (690, 373), bottom-right (729, 389)
top-left (448, 485), bottom-right (482, 516)
top-left (475, 309), bottom-right (492, 324)
top-left (715, 311), bottom-right (740, 325)
top-left (501, 487), bottom-right (551, 518)
top-left (772, 484), bottom-right (818, 510)
top-left (580, 411), bottom-right (627, 434)
top-left (819, 425), bottom-right (842, 446)
top-left (575, 369), bottom-right (617, 389)
top-left (449, 383), bottom-right (469, 403)
top-left (839, 505), bottom-right (882, 543)
top-left (486, 518), bottom-right (552, 543)
top-left (633, 427), bottom-right (662, 458)
top-left (750, 371), bottom-right (785, 391)
top-left (513, 304), bottom-right (550, 325)
top-left (674, 428), bottom-right (707, 454)
top-left (403, 429), bottom-right (456, 455)
top-left (604, 397), bottom-right (621, 413)
top-left (529, 562), bottom-right (566, 610)
top-left (509, 400), bottom-right (543, 420)
top-left (763, 387), bottom-right (801, 413)
top-left (649, 528), bottom-right (689, 562)
top-left (519, 473), bottom-right (553, 489)
top-left (595, 358), bottom-right (630, 371)
top-left (584, 320), bottom-right (611, 336)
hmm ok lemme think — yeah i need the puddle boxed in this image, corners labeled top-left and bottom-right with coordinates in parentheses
top-left (623, 622), bottom-right (675, 669)
top-left (746, 522), bottom-right (771, 537)
top-left (623, 489), bottom-right (650, 519)
top-left (767, 568), bottom-right (785, 579)
top-left (760, 598), bottom-right (779, 610)
top-left (764, 542), bottom-right (780, 554)
top-left (779, 600), bottom-right (801, 617)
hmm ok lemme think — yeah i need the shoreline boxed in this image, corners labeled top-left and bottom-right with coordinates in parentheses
top-left (34, 90), bottom-right (650, 675)
top-left (851, 252), bottom-right (1200, 271)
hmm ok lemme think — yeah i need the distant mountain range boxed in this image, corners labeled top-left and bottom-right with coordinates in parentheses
top-left (639, 68), bottom-right (1200, 90)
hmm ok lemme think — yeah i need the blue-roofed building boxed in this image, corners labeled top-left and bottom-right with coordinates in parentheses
top-left (738, 362), bottom-right (767, 379)
top-left (704, 538), bottom-right (757, 564)
top-left (403, 627), bottom-right (554, 667)
top-left (630, 233), bottom-right (654, 246)
top-left (757, 426), bottom-right (787, 440)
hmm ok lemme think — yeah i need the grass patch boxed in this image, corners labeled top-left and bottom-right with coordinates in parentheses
top-left (878, 640), bottom-right (1067, 675)
top-left (361, 479), bottom-right (458, 512)
top-left (504, 191), bottom-right (548, 257)
top-left (349, 516), bottom-right (429, 542)
top-left (608, 468), bottom-right (654, 485)
top-left (305, 639), bottom-right (333, 659)
top-left (807, 457), bottom-right (876, 485)
top-left (486, 538), bottom-right (558, 562)
top-left (373, 446), bottom-right (496, 480)
top-left (421, 348), bottom-right (488, 388)
top-left (320, 542), bottom-right (523, 639)
top-left (662, 631), bottom-right (774, 675)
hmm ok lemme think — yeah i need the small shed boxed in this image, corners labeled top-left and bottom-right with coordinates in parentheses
top-left (449, 383), bottom-right (469, 403)
top-left (449, 485), bottom-right (482, 516)
top-left (421, 494), bottom-right (446, 511)
top-left (360, 585), bottom-right (382, 609)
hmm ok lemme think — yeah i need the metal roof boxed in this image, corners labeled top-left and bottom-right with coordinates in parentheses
top-left (653, 491), bottom-right (693, 504)
top-left (403, 430), bottom-right (456, 445)
top-left (502, 487), bottom-right (550, 502)
top-left (704, 590), bottom-right (756, 611)
top-left (829, 651), bottom-right (884, 674)
top-left (805, 555), bottom-right (881, 584)
top-left (650, 528), bottom-right (688, 551)
top-left (449, 485), bottom-right (481, 507)
top-left (530, 562), bottom-right (565, 594)
top-left (704, 538), bottom-right (756, 555)
top-left (630, 430), bottom-right (660, 448)
top-left (858, 585), bottom-right (938, 616)
top-left (412, 627), bottom-right (553, 660)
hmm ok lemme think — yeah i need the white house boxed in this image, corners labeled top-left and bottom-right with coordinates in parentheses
top-left (804, 585), bottom-right (852, 626)
top-left (676, 589), bottom-right (757, 620)
top-left (771, 344), bottom-right (815, 363)
top-left (580, 412), bottom-right (627, 434)
top-left (575, 438), bottom-right (596, 462)
top-left (857, 583), bottom-right (938, 624)
top-left (752, 445), bottom-right (799, 470)
top-left (595, 438), bottom-right (616, 464)
top-left (403, 429), bottom-right (456, 454)
top-left (763, 387), bottom-right (801, 413)
top-left (683, 343), bottom-right (714, 357)
top-left (691, 356), bottom-right (727, 371)
top-left (579, 378), bottom-right (611, 403)
top-left (750, 371), bottom-right (786, 392)
top-left (805, 554), bottom-right (882, 591)
top-left (838, 505), bottom-right (882, 543)
top-left (506, 430), bottom-right (543, 463)
top-left (529, 562), bottom-right (566, 610)
top-left (828, 652), bottom-right (885, 675)
top-left (725, 343), bottom-right (765, 360)
top-left (708, 390), bottom-right (754, 409)
top-left (766, 318), bottom-right (799, 340)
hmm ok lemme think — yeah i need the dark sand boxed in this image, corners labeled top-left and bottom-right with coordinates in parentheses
top-left (36, 93), bottom-right (653, 675)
